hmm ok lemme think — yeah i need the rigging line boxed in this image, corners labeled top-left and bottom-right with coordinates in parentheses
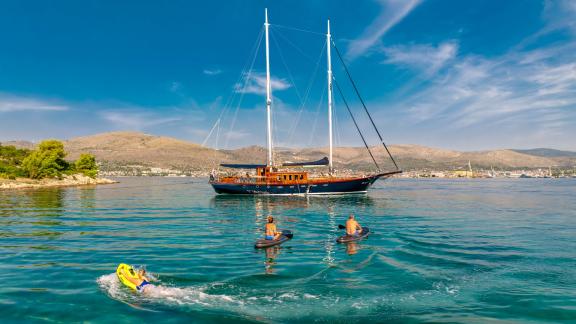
top-left (223, 28), bottom-right (264, 150)
top-left (269, 23), bottom-right (325, 36)
top-left (307, 82), bottom-right (327, 146)
top-left (332, 97), bottom-right (343, 153)
top-left (272, 99), bottom-right (281, 163)
top-left (331, 40), bottom-right (400, 170)
top-left (202, 118), bottom-right (220, 147)
top-left (333, 77), bottom-right (381, 171)
top-left (215, 26), bottom-right (264, 170)
top-left (208, 27), bottom-right (264, 152)
top-left (270, 29), bottom-right (303, 102)
top-left (286, 41), bottom-right (326, 145)
top-left (222, 28), bottom-right (263, 122)
top-left (204, 97), bottom-right (235, 150)
top-left (271, 26), bottom-right (317, 62)
top-left (214, 118), bottom-right (221, 153)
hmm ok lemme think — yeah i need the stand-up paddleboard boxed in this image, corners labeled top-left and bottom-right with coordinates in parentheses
top-left (116, 263), bottom-right (139, 291)
top-left (255, 230), bottom-right (293, 248)
top-left (336, 227), bottom-right (370, 243)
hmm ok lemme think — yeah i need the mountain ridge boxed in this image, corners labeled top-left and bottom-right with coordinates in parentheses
top-left (2, 131), bottom-right (575, 170)
top-left (512, 148), bottom-right (576, 158)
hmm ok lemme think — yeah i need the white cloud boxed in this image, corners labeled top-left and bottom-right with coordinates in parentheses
top-left (203, 68), bottom-right (222, 76)
top-left (100, 111), bottom-right (181, 129)
top-left (395, 41), bottom-right (576, 132)
top-left (234, 72), bottom-right (291, 95)
top-left (0, 94), bottom-right (69, 112)
top-left (383, 41), bottom-right (459, 76)
top-left (347, 0), bottom-right (422, 60)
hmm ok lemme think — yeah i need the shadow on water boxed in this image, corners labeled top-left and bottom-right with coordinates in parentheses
top-left (79, 187), bottom-right (96, 210)
top-left (0, 188), bottom-right (65, 214)
top-left (0, 188), bottom-right (65, 239)
top-left (210, 194), bottom-right (377, 213)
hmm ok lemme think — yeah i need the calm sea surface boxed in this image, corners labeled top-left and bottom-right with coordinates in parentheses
top-left (1, 177), bottom-right (575, 323)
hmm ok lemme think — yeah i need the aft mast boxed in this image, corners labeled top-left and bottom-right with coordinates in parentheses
top-left (326, 19), bottom-right (334, 173)
top-left (265, 8), bottom-right (274, 166)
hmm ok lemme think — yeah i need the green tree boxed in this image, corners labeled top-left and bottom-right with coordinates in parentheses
top-left (0, 144), bottom-right (30, 164)
top-left (21, 140), bottom-right (69, 179)
top-left (75, 153), bottom-right (98, 178)
top-left (0, 144), bottom-right (31, 179)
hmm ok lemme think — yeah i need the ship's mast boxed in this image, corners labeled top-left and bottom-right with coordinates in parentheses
top-left (265, 8), bottom-right (274, 166)
top-left (326, 19), bottom-right (334, 173)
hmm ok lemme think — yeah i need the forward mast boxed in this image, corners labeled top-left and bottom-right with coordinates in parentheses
top-left (264, 9), bottom-right (274, 166)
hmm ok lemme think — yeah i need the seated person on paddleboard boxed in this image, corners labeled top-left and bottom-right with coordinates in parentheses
top-left (120, 266), bottom-right (153, 293)
top-left (346, 214), bottom-right (362, 236)
top-left (265, 216), bottom-right (282, 240)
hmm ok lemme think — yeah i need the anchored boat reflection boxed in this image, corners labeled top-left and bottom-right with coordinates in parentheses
top-left (210, 194), bottom-right (378, 213)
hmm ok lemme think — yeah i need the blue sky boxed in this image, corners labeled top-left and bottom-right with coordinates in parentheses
top-left (1, 0), bottom-right (575, 151)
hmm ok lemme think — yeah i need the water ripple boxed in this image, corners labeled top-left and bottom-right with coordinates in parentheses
top-left (0, 177), bottom-right (575, 322)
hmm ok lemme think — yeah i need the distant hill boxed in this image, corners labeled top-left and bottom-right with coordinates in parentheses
top-left (0, 140), bottom-right (35, 149)
top-left (512, 148), bottom-right (576, 158)
top-left (64, 131), bottom-right (228, 171)
top-left (3, 132), bottom-right (576, 171)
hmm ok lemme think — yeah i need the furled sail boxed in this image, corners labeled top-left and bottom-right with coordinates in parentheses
top-left (282, 157), bottom-right (329, 167)
top-left (220, 163), bottom-right (267, 169)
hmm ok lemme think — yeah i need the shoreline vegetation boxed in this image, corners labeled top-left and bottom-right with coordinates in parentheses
top-left (0, 140), bottom-right (115, 190)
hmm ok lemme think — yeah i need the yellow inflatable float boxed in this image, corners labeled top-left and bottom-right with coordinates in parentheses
top-left (116, 263), bottom-right (141, 291)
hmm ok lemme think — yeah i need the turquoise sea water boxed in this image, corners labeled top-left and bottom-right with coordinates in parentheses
top-left (1, 178), bottom-right (575, 323)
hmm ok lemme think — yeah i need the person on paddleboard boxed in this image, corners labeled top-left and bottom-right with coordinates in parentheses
top-left (265, 216), bottom-right (282, 240)
top-left (346, 214), bottom-right (363, 236)
top-left (120, 266), bottom-right (153, 293)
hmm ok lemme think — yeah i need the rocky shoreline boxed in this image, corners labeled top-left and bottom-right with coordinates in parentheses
top-left (0, 174), bottom-right (118, 190)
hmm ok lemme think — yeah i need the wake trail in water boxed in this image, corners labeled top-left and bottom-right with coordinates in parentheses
top-left (97, 273), bottom-right (240, 308)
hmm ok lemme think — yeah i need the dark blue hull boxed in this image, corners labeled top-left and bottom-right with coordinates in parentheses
top-left (210, 172), bottom-right (400, 195)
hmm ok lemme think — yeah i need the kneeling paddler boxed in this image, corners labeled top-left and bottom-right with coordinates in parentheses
top-left (265, 216), bottom-right (282, 240)
top-left (346, 214), bottom-right (362, 236)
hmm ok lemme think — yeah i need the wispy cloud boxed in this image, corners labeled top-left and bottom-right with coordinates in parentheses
top-left (396, 41), bottom-right (576, 133)
top-left (100, 110), bottom-right (182, 129)
top-left (203, 68), bottom-right (222, 76)
top-left (543, 0), bottom-right (576, 33)
top-left (169, 81), bottom-right (183, 93)
top-left (224, 130), bottom-right (250, 139)
top-left (0, 94), bottom-right (69, 112)
top-left (383, 41), bottom-right (458, 76)
top-left (234, 72), bottom-right (291, 95)
top-left (347, 0), bottom-right (422, 60)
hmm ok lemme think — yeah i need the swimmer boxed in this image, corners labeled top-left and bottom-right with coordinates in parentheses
top-left (119, 266), bottom-right (153, 293)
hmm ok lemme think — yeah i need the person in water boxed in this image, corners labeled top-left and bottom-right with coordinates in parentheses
top-left (121, 267), bottom-right (153, 293)
top-left (265, 216), bottom-right (282, 240)
top-left (346, 214), bottom-right (363, 236)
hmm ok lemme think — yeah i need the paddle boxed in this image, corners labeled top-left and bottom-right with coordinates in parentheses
top-left (281, 230), bottom-right (294, 239)
top-left (338, 224), bottom-right (346, 230)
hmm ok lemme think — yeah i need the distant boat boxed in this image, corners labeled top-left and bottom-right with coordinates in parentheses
top-left (210, 9), bottom-right (401, 195)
